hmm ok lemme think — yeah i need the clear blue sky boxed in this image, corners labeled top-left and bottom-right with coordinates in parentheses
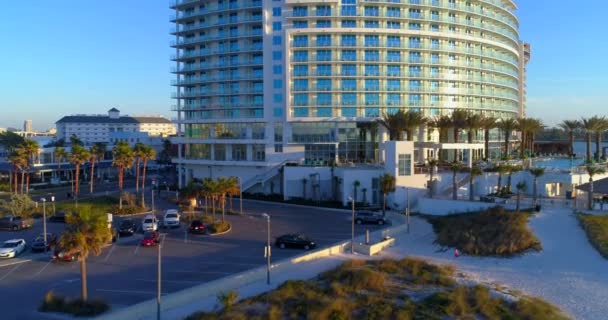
top-left (0, 1), bottom-right (606, 130)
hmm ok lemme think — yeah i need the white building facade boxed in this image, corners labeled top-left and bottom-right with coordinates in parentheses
top-left (170, 0), bottom-right (529, 190)
top-left (56, 108), bottom-right (176, 146)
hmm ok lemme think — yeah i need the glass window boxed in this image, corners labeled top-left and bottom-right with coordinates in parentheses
top-left (342, 64), bottom-right (356, 76)
top-left (387, 7), bottom-right (400, 17)
top-left (317, 35), bottom-right (331, 46)
top-left (341, 35), bottom-right (356, 46)
top-left (387, 36), bottom-right (400, 47)
top-left (409, 52), bottom-right (422, 63)
top-left (294, 108), bottom-right (309, 117)
top-left (273, 93), bottom-right (283, 102)
top-left (316, 20), bottom-right (331, 27)
top-left (293, 65), bottom-right (308, 76)
top-left (387, 65), bottom-right (400, 76)
top-left (273, 36), bottom-right (281, 45)
top-left (272, 22), bottom-right (282, 31)
top-left (272, 50), bottom-right (281, 60)
top-left (273, 65), bottom-right (283, 74)
top-left (293, 6), bottom-right (308, 17)
top-left (273, 79), bottom-right (283, 89)
top-left (317, 108), bottom-right (332, 117)
top-left (317, 49), bottom-right (332, 61)
top-left (294, 93), bottom-right (309, 106)
top-left (364, 35), bottom-right (379, 47)
top-left (317, 64), bottom-right (332, 76)
top-left (342, 93), bottom-right (357, 105)
top-left (342, 20), bottom-right (356, 27)
top-left (387, 93), bottom-right (400, 105)
top-left (341, 6), bottom-right (356, 16)
top-left (365, 79), bottom-right (379, 90)
top-left (317, 93), bottom-right (332, 105)
top-left (409, 37), bottom-right (421, 48)
top-left (365, 50), bottom-right (379, 61)
top-left (342, 78), bottom-right (356, 90)
top-left (342, 107), bottom-right (357, 117)
top-left (387, 51), bottom-right (400, 62)
top-left (317, 79), bottom-right (332, 90)
top-left (364, 64), bottom-right (379, 76)
top-left (316, 5), bottom-right (331, 16)
top-left (294, 79), bottom-right (308, 91)
top-left (409, 66), bottom-right (422, 76)
top-left (364, 6), bottom-right (379, 16)
top-left (398, 154), bottom-right (412, 176)
top-left (387, 79), bottom-right (400, 90)
top-left (293, 21), bottom-right (308, 28)
top-left (364, 20), bottom-right (379, 28)
top-left (365, 107), bottom-right (379, 117)
top-left (387, 21), bottom-right (400, 29)
top-left (341, 49), bottom-right (356, 61)
top-left (365, 93), bottom-right (379, 105)
top-left (409, 23), bottom-right (422, 30)
top-left (293, 51), bottom-right (308, 62)
top-left (293, 35), bottom-right (308, 47)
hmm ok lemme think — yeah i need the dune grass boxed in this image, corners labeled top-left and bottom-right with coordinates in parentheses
top-left (426, 207), bottom-right (542, 256)
top-left (185, 258), bottom-right (568, 320)
top-left (577, 214), bottom-right (608, 259)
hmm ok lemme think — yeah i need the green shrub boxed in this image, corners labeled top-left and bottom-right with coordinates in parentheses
top-left (217, 290), bottom-right (238, 311)
top-left (427, 207), bottom-right (542, 256)
top-left (110, 205), bottom-right (145, 215)
top-left (577, 214), bottom-right (608, 258)
top-left (0, 183), bottom-right (10, 192)
top-left (514, 297), bottom-right (569, 320)
top-left (39, 291), bottom-right (109, 317)
top-left (208, 221), bottom-right (230, 234)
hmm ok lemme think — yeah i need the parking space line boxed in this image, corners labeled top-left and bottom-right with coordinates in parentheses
top-left (135, 278), bottom-right (201, 284)
top-left (96, 289), bottom-right (165, 295)
top-left (31, 261), bottom-right (52, 278)
top-left (171, 270), bottom-right (236, 275)
top-left (104, 244), bottom-right (116, 262)
top-left (134, 243), bottom-right (140, 255)
top-left (0, 263), bottom-right (23, 281)
top-left (0, 259), bottom-right (31, 269)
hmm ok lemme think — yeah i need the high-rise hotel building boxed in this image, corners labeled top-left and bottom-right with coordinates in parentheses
top-left (171, 0), bottom-right (529, 187)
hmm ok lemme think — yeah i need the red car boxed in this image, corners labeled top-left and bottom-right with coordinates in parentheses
top-left (53, 247), bottom-right (80, 262)
top-left (141, 231), bottom-right (160, 246)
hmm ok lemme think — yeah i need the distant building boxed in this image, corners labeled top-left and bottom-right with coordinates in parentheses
top-left (23, 120), bottom-right (33, 135)
top-left (56, 108), bottom-right (176, 145)
top-left (0, 128), bottom-right (6, 134)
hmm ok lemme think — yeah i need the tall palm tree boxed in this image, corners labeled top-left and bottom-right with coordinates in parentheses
top-left (379, 173), bottom-right (396, 216)
top-left (496, 164), bottom-right (509, 194)
top-left (528, 167), bottom-right (545, 207)
top-left (69, 145), bottom-right (90, 199)
top-left (133, 143), bottom-right (145, 194)
top-left (593, 117), bottom-right (608, 163)
top-left (450, 161), bottom-right (463, 200)
top-left (581, 117), bottom-right (602, 164)
top-left (89, 143), bottom-right (106, 194)
top-left (515, 181), bottom-right (527, 213)
top-left (430, 115), bottom-right (452, 161)
top-left (498, 118), bottom-right (518, 159)
top-left (21, 140), bottom-right (39, 194)
top-left (378, 110), bottom-right (407, 141)
top-left (585, 165), bottom-right (606, 210)
top-left (517, 118), bottom-right (532, 159)
top-left (181, 182), bottom-right (201, 220)
top-left (465, 113), bottom-right (483, 144)
top-left (481, 116), bottom-right (497, 160)
top-left (450, 109), bottom-right (469, 143)
top-left (558, 120), bottom-right (580, 157)
top-left (469, 166), bottom-right (483, 201)
top-left (403, 110), bottom-right (426, 141)
top-left (112, 142), bottom-right (134, 209)
top-left (527, 118), bottom-right (544, 157)
top-left (8, 149), bottom-right (27, 194)
top-left (506, 164), bottom-right (523, 194)
top-left (427, 159), bottom-right (438, 198)
top-left (54, 147), bottom-right (68, 180)
top-left (139, 145), bottom-right (157, 208)
top-left (59, 206), bottom-right (112, 301)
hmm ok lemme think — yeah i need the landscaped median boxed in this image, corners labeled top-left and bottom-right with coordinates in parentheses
top-left (425, 207), bottom-right (542, 256)
top-left (185, 258), bottom-right (569, 320)
top-left (40, 292), bottom-right (109, 317)
top-left (55, 195), bottom-right (148, 216)
top-left (576, 213), bottom-right (608, 259)
top-left (182, 213), bottom-right (232, 235)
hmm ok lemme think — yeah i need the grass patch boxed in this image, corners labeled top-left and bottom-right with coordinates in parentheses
top-left (55, 196), bottom-right (146, 216)
top-left (426, 207), bottom-right (542, 256)
top-left (208, 221), bottom-right (231, 234)
top-left (577, 214), bottom-right (608, 259)
top-left (39, 291), bottom-right (109, 317)
top-left (185, 258), bottom-right (569, 320)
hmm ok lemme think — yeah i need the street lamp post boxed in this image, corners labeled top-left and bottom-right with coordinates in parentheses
top-left (262, 213), bottom-right (271, 285)
top-left (238, 177), bottom-right (243, 215)
top-left (348, 196), bottom-right (355, 254)
top-left (41, 198), bottom-right (47, 252)
top-left (157, 235), bottom-right (163, 320)
top-left (404, 187), bottom-right (410, 233)
top-left (51, 196), bottom-right (55, 216)
top-left (152, 181), bottom-right (156, 215)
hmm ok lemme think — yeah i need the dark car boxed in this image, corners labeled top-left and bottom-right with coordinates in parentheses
top-left (188, 220), bottom-right (206, 234)
top-left (141, 231), bottom-right (160, 247)
top-left (118, 219), bottom-right (136, 236)
top-left (275, 234), bottom-right (316, 250)
top-left (48, 211), bottom-right (67, 223)
top-left (31, 233), bottom-right (58, 252)
top-left (0, 215), bottom-right (34, 230)
top-left (354, 211), bottom-right (387, 225)
top-left (53, 246), bottom-right (79, 262)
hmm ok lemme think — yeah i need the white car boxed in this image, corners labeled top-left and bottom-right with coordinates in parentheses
top-left (0, 239), bottom-right (27, 259)
top-left (163, 210), bottom-right (181, 228)
top-left (142, 215), bottom-right (158, 232)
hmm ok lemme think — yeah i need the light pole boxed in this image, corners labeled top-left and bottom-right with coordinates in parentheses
top-left (348, 196), bottom-right (354, 254)
top-left (51, 196), bottom-right (55, 216)
top-left (41, 198), bottom-right (47, 252)
top-left (157, 235), bottom-right (163, 320)
top-left (237, 176), bottom-right (243, 215)
top-left (152, 181), bottom-right (156, 215)
top-left (261, 213), bottom-right (270, 285)
top-left (404, 187), bottom-right (410, 233)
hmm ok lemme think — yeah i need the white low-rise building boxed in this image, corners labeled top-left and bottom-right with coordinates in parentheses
top-left (56, 108), bottom-right (175, 145)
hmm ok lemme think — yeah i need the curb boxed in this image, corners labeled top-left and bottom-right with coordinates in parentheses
top-left (208, 223), bottom-right (232, 237)
top-left (243, 199), bottom-right (351, 214)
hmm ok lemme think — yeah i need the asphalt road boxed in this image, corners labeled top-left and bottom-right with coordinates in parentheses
top-left (0, 197), bottom-right (387, 319)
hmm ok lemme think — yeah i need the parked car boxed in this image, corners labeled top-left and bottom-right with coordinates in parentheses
top-left (141, 231), bottom-right (160, 247)
top-left (53, 246), bottom-right (80, 262)
top-left (162, 209), bottom-right (181, 228)
top-left (141, 215), bottom-right (158, 232)
top-left (118, 219), bottom-right (136, 236)
top-left (0, 239), bottom-right (27, 258)
top-left (354, 211), bottom-right (388, 225)
top-left (188, 220), bottom-right (206, 234)
top-left (0, 215), bottom-right (34, 231)
top-left (275, 234), bottom-right (316, 250)
top-left (48, 211), bottom-right (67, 223)
top-left (31, 233), bottom-right (58, 252)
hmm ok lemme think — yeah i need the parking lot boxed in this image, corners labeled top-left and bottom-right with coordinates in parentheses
top-left (0, 198), bottom-right (387, 319)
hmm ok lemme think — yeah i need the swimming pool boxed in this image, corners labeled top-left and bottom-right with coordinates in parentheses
top-left (532, 158), bottom-right (584, 169)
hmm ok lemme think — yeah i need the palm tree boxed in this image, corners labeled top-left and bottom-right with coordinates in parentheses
top-left (8, 149), bottom-right (27, 194)
top-left (353, 180), bottom-right (360, 203)
top-left (515, 181), bottom-right (527, 213)
top-left (527, 118), bottom-right (544, 157)
top-left (528, 167), bottom-right (545, 208)
top-left (133, 143), bottom-right (145, 194)
top-left (139, 145), bottom-right (157, 207)
top-left (59, 206), bottom-right (112, 301)
top-left (379, 173), bottom-right (396, 216)
top-left (559, 120), bottom-right (580, 157)
top-left (181, 182), bottom-right (201, 220)
top-left (517, 118), bottom-right (532, 159)
top-left (89, 143), bottom-right (106, 194)
top-left (21, 140), bottom-right (39, 194)
top-left (498, 118), bottom-right (518, 159)
top-left (465, 113), bottom-right (483, 144)
top-left (593, 117), bottom-right (608, 163)
top-left (481, 116), bottom-right (497, 160)
top-left (404, 110), bottom-right (426, 141)
top-left (451, 109), bottom-right (469, 144)
top-left (54, 147), bottom-right (68, 180)
top-left (581, 117), bottom-right (602, 164)
top-left (69, 145), bottom-right (90, 200)
top-left (378, 110), bottom-right (407, 141)
top-left (469, 166), bottom-right (483, 201)
top-left (301, 178), bottom-right (308, 199)
top-left (506, 164), bottom-right (523, 194)
top-left (69, 134), bottom-right (83, 146)
top-left (585, 165), bottom-right (606, 210)
top-left (450, 161), bottom-right (463, 200)
top-left (112, 142), bottom-right (134, 209)
top-left (427, 159), bottom-right (438, 198)
top-left (496, 164), bottom-right (509, 194)
top-left (430, 115), bottom-right (452, 161)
